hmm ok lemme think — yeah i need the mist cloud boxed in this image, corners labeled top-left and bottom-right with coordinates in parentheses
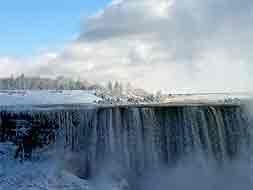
top-left (81, 0), bottom-right (253, 60)
top-left (0, 0), bottom-right (253, 93)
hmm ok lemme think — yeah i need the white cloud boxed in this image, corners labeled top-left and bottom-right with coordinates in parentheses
top-left (1, 0), bottom-right (253, 93)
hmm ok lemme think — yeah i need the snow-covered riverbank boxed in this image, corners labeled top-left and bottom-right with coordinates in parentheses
top-left (0, 142), bottom-right (90, 190)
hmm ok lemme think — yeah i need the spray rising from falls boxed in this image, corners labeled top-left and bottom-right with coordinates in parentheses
top-left (0, 104), bottom-right (253, 188)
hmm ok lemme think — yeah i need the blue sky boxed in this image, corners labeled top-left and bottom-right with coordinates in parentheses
top-left (0, 0), bottom-right (110, 56)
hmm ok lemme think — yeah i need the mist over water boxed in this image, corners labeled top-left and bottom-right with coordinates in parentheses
top-left (64, 145), bottom-right (253, 190)
top-left (136, 159), bottom-right (253, 190)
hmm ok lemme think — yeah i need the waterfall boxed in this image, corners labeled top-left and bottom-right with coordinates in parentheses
top-left (0, 105), bottom-right (252, 179)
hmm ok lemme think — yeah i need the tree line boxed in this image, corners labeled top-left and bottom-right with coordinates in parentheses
top-left (0, 74), bottom-right (91, 90)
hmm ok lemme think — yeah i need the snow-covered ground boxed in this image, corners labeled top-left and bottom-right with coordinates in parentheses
top-left (0, 142), bottom-right (91, 190)
top-left (0, 142), bottom-right (127, 190)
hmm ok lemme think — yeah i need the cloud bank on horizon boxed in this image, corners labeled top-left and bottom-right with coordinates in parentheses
top-left (0, 0), bottom-right (253, 93)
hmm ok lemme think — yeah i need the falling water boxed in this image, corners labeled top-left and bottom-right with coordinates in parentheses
top-left (0, 104), bottom-right (253, 188)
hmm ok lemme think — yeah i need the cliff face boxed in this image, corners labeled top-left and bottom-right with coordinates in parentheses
top-left (0, 105), bottom-right (252, 178)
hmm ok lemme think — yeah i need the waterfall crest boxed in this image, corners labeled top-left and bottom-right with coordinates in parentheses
top-left (0, 105), bottom-right (252, 178)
